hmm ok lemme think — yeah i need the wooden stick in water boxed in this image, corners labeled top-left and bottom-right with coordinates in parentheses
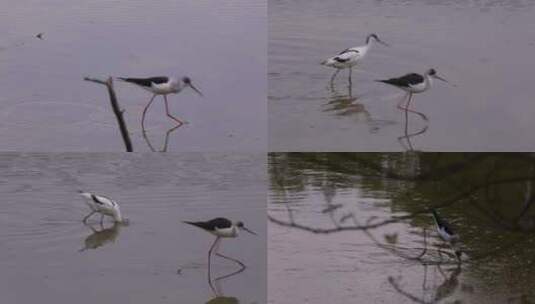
top-left (84, 76), bottom-right (133, 152)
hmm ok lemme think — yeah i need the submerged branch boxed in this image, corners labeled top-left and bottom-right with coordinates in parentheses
top-left (84, 76), bottom-right (133, 152)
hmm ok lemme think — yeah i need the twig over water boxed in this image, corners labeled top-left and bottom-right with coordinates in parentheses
top-left (84, 76), bottom-right (133, 152)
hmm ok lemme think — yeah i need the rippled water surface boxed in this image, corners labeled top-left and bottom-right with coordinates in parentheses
top-left (269, 153), bottom-right (535, 303)
top-left (0, 153), bottom-right (266, 303)
top-left (0, 0), bottom-right (266, 151)
top-left (269, 0), bottom-right (535, 151)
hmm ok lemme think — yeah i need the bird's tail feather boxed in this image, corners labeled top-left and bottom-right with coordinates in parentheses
top-left (183, 221), bottom-right (208, 230)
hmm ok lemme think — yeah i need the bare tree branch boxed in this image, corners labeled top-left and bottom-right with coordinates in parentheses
top-left (84, 76), bottom-right (133, 152)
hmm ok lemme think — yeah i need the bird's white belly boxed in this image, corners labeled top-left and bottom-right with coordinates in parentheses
top-left (150, 83), bottom-right (176, 95)
top-left (213, 226), bottom-right (237, 238)
top-left (437, 227), bottom-right (452, 241)
top-left (408, 81), bottom-right (428, 93)
top-left (87, 202), bottom-right (114, 215)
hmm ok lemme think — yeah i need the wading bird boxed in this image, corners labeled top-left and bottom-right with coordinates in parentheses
top-left (431, 209), bottom-right (461, 260)
top-left (78, 190), bottom-right (124, 224)
top-left (118, 76), bottom-right (203, 129)
top-left (321, 33), bottom-right (388, 84)
top-left (376, 68), bottom-right (450, 120)
top-left (184, 217), bottom-right (256, 269)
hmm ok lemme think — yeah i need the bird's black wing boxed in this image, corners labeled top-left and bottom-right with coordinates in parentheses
top-left (184, 217), bottom-right (232, 231)
top-left (432, 210), bottom-right (455, 234)
top-left (118, 76), bottom-right (169, 87)
top-left (334, 56), bottom-right (350, 63)
top-left (91, 194), bottom-right (105, 205)
top-left (377, 73), bottom-right (424, 87)
top-left (338, 48), bottom-right (359, 55)
top-left (442, 221), bottom-right (455, 235)
top-left (334, 49), bottom-right (359, 63)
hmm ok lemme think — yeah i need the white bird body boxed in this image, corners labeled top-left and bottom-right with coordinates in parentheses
top-left (117, 75), bottom-right (203, 128)
top-left (145, 77), bottom-right (181, 95)
top-left (431, 209), bottom-right (458, 243)
top-left (322, 44), bottom-right (371, 69)
top-left (405, 76), bottom-right (431, 93)
top-left (376, 69), bottom-right (449, 94)
top-left (436, 224), bottom-right (457, 242)
top-left (79, 191), bottom-right (123, 223)
top-left (212, 225), bottom-right (239, 238)
top-left (118, 76), bottom-right (201, 96)
top-left (184, 218), bottom-right (255, 238)
top-left (321, 34), bottom-right (388, 84)
top-left (183, 218), bottom-right (256, 269)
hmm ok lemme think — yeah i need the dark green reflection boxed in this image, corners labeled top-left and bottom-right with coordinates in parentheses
top-left (269, 153), bottom-right (535, 302)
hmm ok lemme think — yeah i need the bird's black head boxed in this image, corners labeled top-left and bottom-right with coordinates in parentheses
top-left (428, 68), bottom-right (437, 76)
top-left (366, 33), bottom-right (389, 46)
top-left (182, 76), bottom-right (203, 96)
top-left (367, 33), bottom-right (379, 43)
top-left (235, 221), bottom-right (257, 235)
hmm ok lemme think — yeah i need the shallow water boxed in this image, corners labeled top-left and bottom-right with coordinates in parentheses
top-left (268, 153), bottom-right (535, 303)
top-left (0, 0), bottom-right (266, 152)
top-left (0, 153), bottom-right (266, 303)
top-left (269, 0), bottom-right (535, 151)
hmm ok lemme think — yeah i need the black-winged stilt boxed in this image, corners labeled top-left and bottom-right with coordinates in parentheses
top-left (184, 217), bottom-right (256, 269)
top-left (118, 76), bottom-right (203, 129)
top-left (376, 69), bottom-right (450, 119)
top-left (431, 209), bottom-right (461, 259)
top-left (321, 33), bottom-right (388, 84)
top-left (78, 190), bottom-right (124, 224)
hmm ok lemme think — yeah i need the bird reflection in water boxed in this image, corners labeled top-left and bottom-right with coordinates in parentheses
top-left (389, 263), bottom-right (463, 304)
top-left (205, 267), bottom-right (244, 304)
top-left (205, 296), bottom-right (239, 304)
top-left (142, 124), bottom-right (182, 152)
top-left (323, 84), bottom-right (380, 132)
top-left (78, 222), bottom-right (122, 252)
top-left (397, 105), bottom-right (428, 151)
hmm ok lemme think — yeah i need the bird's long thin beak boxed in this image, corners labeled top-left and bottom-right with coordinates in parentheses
top-left (188, 83), bottom-right (203, 97)
top-left (433, 75), bottom-right (449, 83)
top-left (433, 75), bottom-right (457, 87)
top-left (241, 226), bottom-right (257, 235)
top-left (378, 39), bottom-right (389, 47)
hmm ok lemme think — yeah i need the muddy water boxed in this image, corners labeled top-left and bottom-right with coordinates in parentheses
top-left (0, 153), bottom-right (266, 303)
top-left (268, 153), bottom-right (535, 303)
top-left (0, 0), bottom-right (266, 151)
top-left (269, 0), bottom-right (535, 151)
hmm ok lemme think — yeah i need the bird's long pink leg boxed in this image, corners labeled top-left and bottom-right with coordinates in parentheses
top-left (330, 69), bottom-right (340, 84)
top-left (82, 211), bottom-right (96, 223)
top-left (163, 95), bottom-right (184, 126)
top-left (213, 239), bottom-right (245, 268)
top-left (397, 93), bottom-right (428, 121)
top-left (208, 237), bottom-right (220, 274)
top-left (141, 94), bottom-right (158, 131)
top-left (215, 252), bottom-right (246, 269)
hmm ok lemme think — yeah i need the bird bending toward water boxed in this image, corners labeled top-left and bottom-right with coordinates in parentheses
top-left (376, 69), bottom-right (450, 120)
top-left (184, 217), bottom-right (256, 269)
top-left (321, 33), bottom-right (388, 84)
top-left (431, 209), bottom-right (461, 260)
top-left (117, 76), bottom-right (203, 129)
top-left (78, 190), bottom-right (124, 224)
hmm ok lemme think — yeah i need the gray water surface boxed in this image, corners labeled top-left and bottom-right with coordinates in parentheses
top-left (0, 0), bottom-right (266, 152)
top-left (0, 153), bottom-right (266, 303)
top-left (269, 0), bottom-right (535, 151)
